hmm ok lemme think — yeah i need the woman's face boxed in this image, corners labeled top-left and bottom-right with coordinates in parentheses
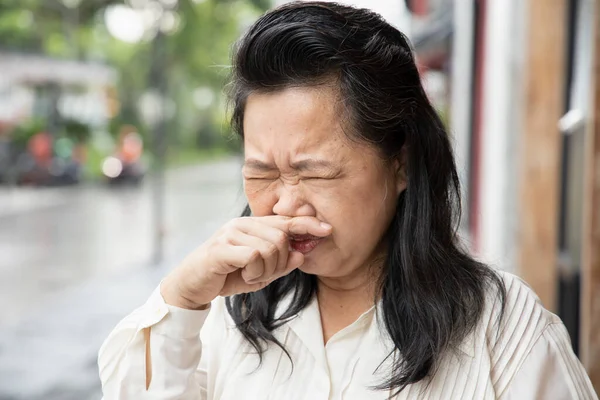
top-left (242, 86), bottom-right (405, 285)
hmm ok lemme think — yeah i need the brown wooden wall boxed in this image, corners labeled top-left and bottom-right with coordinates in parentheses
top-left (518, 0), bottom-right (568, 311)
top-left (580, 0), bottom-right (600, 392)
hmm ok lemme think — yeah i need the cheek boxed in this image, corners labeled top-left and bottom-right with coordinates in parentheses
top-left (244, 181), bottom-right (277, 216)
top-left (359, 178), bottom-right (397, 226)
top-left (326, 176), bottom-right (395, 237)
top-left (326, 173), bottom-right (391, 212)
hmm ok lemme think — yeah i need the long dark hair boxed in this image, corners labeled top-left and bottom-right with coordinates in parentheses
top-left (225, 2), bottom-right (505, 395)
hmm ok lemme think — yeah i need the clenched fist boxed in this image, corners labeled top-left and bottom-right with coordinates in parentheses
top-left (161, 216), bottom-right (332, 309)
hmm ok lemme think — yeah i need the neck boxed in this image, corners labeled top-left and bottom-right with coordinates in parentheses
top-left (317, 274), bottom-right (376, 306)
top-left (316, 248), bottom-right (385, 308)
top-left (316, 264), bottom-right (381, 343)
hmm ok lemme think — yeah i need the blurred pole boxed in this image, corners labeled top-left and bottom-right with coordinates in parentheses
top-left (556, 0), bottom-right (582, 357)
top-left (449, 0), bottom-right (475, 233)
top-left (46, 83), bottom-right (61, 137)
top-left (478, 0), bottom-right (523, 270)
top-left (149, 29), bottom-right (168, 265)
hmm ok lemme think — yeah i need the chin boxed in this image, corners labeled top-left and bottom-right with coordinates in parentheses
top-left (297, 252), bottom-right (339, 277)
top-left (295, 240), bottom-right (340, 275)
top-left (297, 258), bottom-right (320, 274)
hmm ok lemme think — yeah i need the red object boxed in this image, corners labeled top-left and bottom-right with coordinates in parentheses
top-left (28, 131), bottom-right (52, 166)
top-left (410, 0), bottom-right (429, 16)
top-left (119, 133), bottom-right (143, 163)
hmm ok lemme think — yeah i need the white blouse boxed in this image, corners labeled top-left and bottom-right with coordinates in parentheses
top-left (98, 271), bottom-right (598, 399)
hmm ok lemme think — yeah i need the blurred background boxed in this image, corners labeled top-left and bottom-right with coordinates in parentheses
top-left (0, 0), bottom-right (598, 398)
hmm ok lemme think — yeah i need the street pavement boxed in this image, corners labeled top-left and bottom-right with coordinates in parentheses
top-left (0, 157), bottom-right (246, 399)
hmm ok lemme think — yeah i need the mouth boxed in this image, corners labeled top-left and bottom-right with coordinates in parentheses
top-left (288, 234), bottom-right (326, 254)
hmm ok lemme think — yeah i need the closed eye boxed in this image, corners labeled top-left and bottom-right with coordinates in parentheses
top-left (243, 175), bottom-right (278, 181)
top-left (302, 174), bottom-right (339, 181)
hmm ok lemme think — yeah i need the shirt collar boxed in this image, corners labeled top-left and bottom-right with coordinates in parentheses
top-left (285, 295), bottom-right (329, 371)
top-left (276, 292), bottom-right (379, 370)
top-left (273, 293), bottom-right (476, 377)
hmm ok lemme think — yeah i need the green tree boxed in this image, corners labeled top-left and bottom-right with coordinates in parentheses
top-left (0, 0), bottom-right (268, 157)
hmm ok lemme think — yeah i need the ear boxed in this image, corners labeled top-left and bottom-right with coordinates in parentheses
top-left (394, 146), bottom-right (408, 195)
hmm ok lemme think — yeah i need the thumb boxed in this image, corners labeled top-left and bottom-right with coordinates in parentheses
top-left (285, 251), bottom-right (305, 273)
top-left (265, 252), bottom-right (304, 285)
top-left (271, 251), bottom-right (304, 281)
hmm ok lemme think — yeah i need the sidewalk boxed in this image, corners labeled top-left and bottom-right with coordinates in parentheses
top-left (0, 187), bottom-right (73, 219)
top-left (0, 244), bottom-right (204, 400)
top-left (0, 158), bottom-right (244, 399)
top-left (0, 208), bottom-right (229, 399)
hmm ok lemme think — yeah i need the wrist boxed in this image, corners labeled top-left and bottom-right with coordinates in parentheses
top-left (160, 276), bottom-right (210, 310)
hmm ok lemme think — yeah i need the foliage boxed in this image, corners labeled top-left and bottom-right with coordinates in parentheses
top-left (9, 118), bottom-right (45, 149)
top-left (167, 146), bottom-right (230, 168)
top-left (0, 0), bottom-right (269, 157)
top-left (0, 0), bottom-right (122, 55)
top-left (62, 118), bottom-right (91, 143)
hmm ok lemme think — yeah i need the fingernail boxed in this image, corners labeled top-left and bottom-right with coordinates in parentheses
top-left (320, 222), bottom-right (332, 230)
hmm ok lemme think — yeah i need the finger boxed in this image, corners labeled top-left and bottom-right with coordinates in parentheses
top-left (228, 231), bottom-right (278, 282)
top-left (231, 219), bottom-right (289, 275)
top-left (212, 245), bottom-right (260, 274)
top-left (287, 251), bottom-right (305, 271)
top-left (219, 270), bottom-right (268, 297)
top-left (266, 251), bottom-right (305, 283)
top-left (219, 250), bottom-right (304, 297)
top-left (235, 215), bottom-right (331, 245)
top-left (255, 215), bottom-right (333, 237)
top-left (241, 254), bottom-right (265, 283)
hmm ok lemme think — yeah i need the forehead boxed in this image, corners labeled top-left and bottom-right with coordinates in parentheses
top-left (242, 85), bottom-right (347, 155)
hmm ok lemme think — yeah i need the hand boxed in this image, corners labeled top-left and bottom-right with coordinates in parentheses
top-left (161, 216), bottom-right (332, 309)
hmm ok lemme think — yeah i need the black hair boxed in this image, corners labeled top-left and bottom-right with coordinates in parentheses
top-left (225, 1), bottom-right (505, 395)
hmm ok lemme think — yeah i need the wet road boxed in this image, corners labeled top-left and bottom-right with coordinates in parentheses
top-left (0, 157), bottom-right (245, 399)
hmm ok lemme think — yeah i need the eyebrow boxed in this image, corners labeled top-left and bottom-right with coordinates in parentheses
top-left (242, 159), bottom-right (276, 171)
top-left (243, 158), bottom-right (336, 172)
top-left (290, 158), bottom-right (336, 171)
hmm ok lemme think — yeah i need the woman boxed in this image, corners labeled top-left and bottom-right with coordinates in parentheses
top-left (98, 2), bottom-right (597, 399)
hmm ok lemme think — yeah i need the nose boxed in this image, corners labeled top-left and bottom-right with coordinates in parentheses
top-left (272, 182), bottom-right (316, 217)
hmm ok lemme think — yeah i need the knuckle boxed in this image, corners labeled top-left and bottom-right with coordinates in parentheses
top-left (206, 239), bottom-right (221, 252)
top-left (265, 243), bottom-right (278, 257)
top-left (230, 217), bottom-right (248, 228)
top-left (288, 217), bottom-right (297, 229)
top-left (223, 219), bottom-right (237, 232)
top-left (213, 232), bottom-right (231, 246)
top-left (274, 231), bottom-right (288, 247)
top-left (286, 219), bottom-right (298, 234)
top-left (288, 217), bottom-right (308, 234)
top-left (215, 232), bottom-right (227, 243)
top-left (247, 249), bottom-right (261, 263)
